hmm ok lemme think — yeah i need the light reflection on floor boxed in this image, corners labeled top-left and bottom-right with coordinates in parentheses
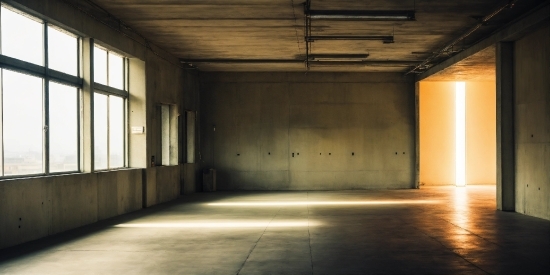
top-left (2, 186), bottom-right (549, 275)
top-left (452, 186), bottom-right (470, 225)
top-left (207, 200), bottom-right (439, 206)
top-left (115, 221), bottom-right (319, 228)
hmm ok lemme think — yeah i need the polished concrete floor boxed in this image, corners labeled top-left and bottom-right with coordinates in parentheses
top-left (0, 186), bottom-right (549, 274)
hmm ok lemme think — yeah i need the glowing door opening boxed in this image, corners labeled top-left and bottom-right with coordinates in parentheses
top-left (455, 82), bottom-right (466, 187)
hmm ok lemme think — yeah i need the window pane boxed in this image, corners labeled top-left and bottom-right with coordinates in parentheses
top-left (2, 70), bottom-right (43, 175)
top-left (108, 53), bottom-right (124, 90)
top-left (186, 111), bottom-right (195, 163)
top-left (48, 26), bottom-right (78, 76)
top-left (94, 93), bottom-right (108, 170)
top-left (161, 105), bottom-right (170, 166)
top-left (109, 96), bottom-right (124, 168)
top-left (1, 6), bottom-right (44, 65)
top-left (49, 82), bottom-right (78, 173)
top-left (93, 47), bottom-right (107, 85)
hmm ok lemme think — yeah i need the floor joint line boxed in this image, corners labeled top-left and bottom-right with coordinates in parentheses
top-left (445, 219), bottom-right (503, 248)
top-left (235, 208), bottom-right (281, 275)
top-left (307, 191), bottom-right (314, 275)
top-left (413, 224), bottom-right (491, 275)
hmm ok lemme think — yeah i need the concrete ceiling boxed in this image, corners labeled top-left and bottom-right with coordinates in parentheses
top-left (424, 45), bottom-right (495, 81)
top-left (85, 0), bottom-right (542, 74)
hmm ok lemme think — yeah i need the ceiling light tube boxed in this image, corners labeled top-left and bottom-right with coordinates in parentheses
top-left (309, 54), bottom-right (370, 61)
top-left (309, 60), bottom-right (421, 67)
top-left (306, 35), bottom-right (394, 43)
top-left (307, 10), bottom-right (415, 21)
top-left (180, 59), bottom-right (302, 64)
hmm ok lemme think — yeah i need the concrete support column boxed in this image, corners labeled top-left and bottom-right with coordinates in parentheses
top-left (414, 82), bottom-right (420, 189)
top-left (81, 38), bottom-right (94, 173)
top-left (496, 42), bottom-right (515, 211)
top-left (128, 58), bottom-right (147, 168)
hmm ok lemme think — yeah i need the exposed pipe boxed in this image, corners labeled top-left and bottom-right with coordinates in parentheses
top-left (304, 0), bottom-right (312, 69)
top-left (406, 0), bottom-right (519, 75)
top-left (181, 59), bottom-right (303, 64)
top-left (180, 59), bottom-right (421, 67)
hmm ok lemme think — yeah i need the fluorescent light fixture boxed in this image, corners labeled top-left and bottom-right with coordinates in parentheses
top-left (207, 200), bottom-right (439, 206)
top-left (309, 54), bottom-right (369, 61)
top-left (307, 10), bottom-right (415, 21)
top-left (306, 35), bottom-right (394, 43)
top-left (308, 60), bottom-right (421, 67)
top-left (455, 82), bottom-right (466, 187)
top-left (180, 59), bottom-right (301, 64)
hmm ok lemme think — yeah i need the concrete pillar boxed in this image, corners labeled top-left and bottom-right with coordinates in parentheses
top-left (82, 38), bottom-right (94, 173)
top-left (414, 82), bottom-right (420, 189)
top-left (496, 42), bottom-right (515, 211)
top-left (128, 58), bottom-right (147, 168)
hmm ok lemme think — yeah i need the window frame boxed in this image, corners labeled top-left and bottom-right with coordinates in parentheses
top-left (92, 43), bottom-right (129, 171)
top-left (0, 3), bottom-right (82, 178)
top-left (185, 110), bottom-right (196, 164)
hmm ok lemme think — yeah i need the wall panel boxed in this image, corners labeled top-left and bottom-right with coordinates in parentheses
top-left (200, 72), bottom-right (415, 190)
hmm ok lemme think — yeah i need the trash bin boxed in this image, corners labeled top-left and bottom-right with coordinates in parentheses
top-left (202, 168), bottom-right (216, 192)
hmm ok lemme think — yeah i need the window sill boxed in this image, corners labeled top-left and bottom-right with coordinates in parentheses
top-left (0, 168), bottom-right (145, 182)
top-left (0, 171), bottom-right (81, 182)
top-left (93, 167), bottom-right (137, 173)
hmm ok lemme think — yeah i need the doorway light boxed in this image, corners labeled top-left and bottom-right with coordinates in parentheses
top-left (455, 82), bottom-right (466, 187)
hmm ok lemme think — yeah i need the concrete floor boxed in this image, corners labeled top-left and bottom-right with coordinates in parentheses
top-left (0, 186), bottom-right (549, 275)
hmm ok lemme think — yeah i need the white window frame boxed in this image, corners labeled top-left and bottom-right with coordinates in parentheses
top-left (0, 3), bottom-right (82, 178)
top-left (92, 43), bottom-right (129, 171)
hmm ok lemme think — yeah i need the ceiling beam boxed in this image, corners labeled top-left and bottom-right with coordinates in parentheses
top-left (416, 2), bottom-right (550, 81)
top-left (180, 59), bottom-right (421, 68)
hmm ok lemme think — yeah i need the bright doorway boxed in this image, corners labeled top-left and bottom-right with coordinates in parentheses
top-left (419, 81), bottom-right (496, 186)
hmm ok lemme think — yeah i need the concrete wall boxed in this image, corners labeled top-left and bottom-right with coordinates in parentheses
top-left (0, 0), bottom-right (201, 248)
top-left (419, 81), bottom-right (496, 186)
top-left (200, 73), bottom-right (415, 190)
top-left (181, 163), bottom-right (198, 194)
top-left (143, 166), bottom-right (181, 207)
top-left (514, 24), bottom-right (550, 220)
top-left (0, 170), bottom-right (142, 249)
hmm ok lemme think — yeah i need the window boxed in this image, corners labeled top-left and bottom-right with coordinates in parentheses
top-left (48, 26), bottom-right (78, 76)
top-left (161, 105), bottom-right (170, 166)
top-left (94, 46), bottom-right (126, 90)
top-left (49, 82), bottom-right (79, 173)
top-left (93, 45), bottom-right (128, 170)
top-left (1, 5), bottom-right (43, 66)
top-left (186, 111), bottom-right (196, 163)
top-left (1, 71), bottom-right (44, 176)
top-left (0, 4), bottom-right (81, 177)
top-left (156, 104), bottom-right (179, 166)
